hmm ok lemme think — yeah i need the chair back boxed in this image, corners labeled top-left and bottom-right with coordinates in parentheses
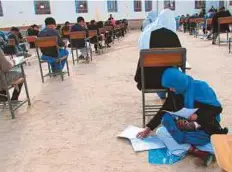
top-left (35, 36), bottom-right (59, 58)
top-left (88, 30), bottom-right (98, 38)
top-left (218, 16), bottom-right (232, 25)
top-left (8, 39), bottom-right (16, 46)
top-left (69, 31), bottom-right (86, 40)
top-left (63, 30), bottom-right (70, 37)
top-left (99, 28), bottom-right (106, 34)
top-left (195, 18), bottom-right (204, 24)
top-left (25, 36), bottom-right (37, 43)
top-left (206, 18), bottom-right (212, 25)
top-left (140, 48), bottom-right (187, 91)
top-left (105, 26), bottom-right (114, 31)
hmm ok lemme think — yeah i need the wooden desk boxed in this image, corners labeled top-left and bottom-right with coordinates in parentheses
top-left (211, 135), bottom-right (232, 172)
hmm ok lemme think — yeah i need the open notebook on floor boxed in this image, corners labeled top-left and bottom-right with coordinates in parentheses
top-left (117, 125), bottom-right (165, 152)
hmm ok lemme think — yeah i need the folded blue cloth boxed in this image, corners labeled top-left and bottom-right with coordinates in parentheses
top-left (148, 148), bottom-right (185, 165)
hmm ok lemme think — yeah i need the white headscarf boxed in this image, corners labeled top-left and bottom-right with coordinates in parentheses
top-left (139, 9), bottom-right (177, 50)
top-left (142, 11), bottom-right (157, 31)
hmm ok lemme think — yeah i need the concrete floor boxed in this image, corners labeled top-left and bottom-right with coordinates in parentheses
top-left (0, 31), bottom-right (231, 172)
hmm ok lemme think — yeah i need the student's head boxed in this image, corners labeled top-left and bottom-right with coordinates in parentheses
top-left (162, 68), bottom-right (189, 95)
top-left (220, 6), bottom-right (225, 12)
top-left (45, 17), bottom-right (56, 29)
top-left (90, 20), bottom-right (96, 25)
top-left (32, 24), bottom-right (39, 31)
top-left (110, 14), bottom-right (113, 18)
top-left (65, 21), bottom-right (70, 26)
top-left (77, 16), bottom-right (85, 26)
top-left (10, 27), bottom-right (19, 34)
top-left (56, 25), bottom-right (61, 30)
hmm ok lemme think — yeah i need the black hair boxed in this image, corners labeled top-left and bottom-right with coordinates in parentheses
top-left (65, 21), bottom-right (70, 25)
top-left (11, 27), bottom-right (19, 32)
top-left (90, 20), bottom-right (95, 25)
top-left (45, 17), bottom-right (56, 26)
top-left (77, 17), bottom-right (85, 23)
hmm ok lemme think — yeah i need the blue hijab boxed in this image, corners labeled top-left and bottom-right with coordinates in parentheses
top-left (161, 68), bottom-right (221, 108)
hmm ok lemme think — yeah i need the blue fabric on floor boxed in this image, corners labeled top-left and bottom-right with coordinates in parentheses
top-left (148, 148), bottom-right (185, 165)
top-left (41, 48), bottom-right (69, 73)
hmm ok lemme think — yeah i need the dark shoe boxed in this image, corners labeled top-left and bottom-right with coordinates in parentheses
top-left (107, 45), bottom-right (111, 48)
top-left (79, 55), bottom-right (85, 59)
top-left (204, 154), bottom-right (216, 167)
top-left (0, 95), bottom-right (7, 102)
top-left (24, 52), bottom-right (32, 58)
top-left (212, 42), bottom-right (216, 45)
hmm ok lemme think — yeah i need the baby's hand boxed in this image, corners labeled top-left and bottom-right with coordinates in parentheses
top-left (189, 114), bottom-right (198, 121)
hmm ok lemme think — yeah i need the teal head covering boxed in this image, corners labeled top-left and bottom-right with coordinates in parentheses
top-left (161, 68), bottom-right (221, 108)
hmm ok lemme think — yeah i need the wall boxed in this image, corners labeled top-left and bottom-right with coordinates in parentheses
top-left (0, 0), bottom-right (221, 28)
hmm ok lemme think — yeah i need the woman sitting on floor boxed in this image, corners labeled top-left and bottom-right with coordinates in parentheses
top-left (0, 48), bottom-right (23, 102)
top-left (135, 8), bottom-right (179, 99)
top-left (137, 68), bottom-right (228, 166)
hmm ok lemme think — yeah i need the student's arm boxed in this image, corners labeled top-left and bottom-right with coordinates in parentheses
top-left (146, 91), bottom-right (178, 130)
top-left (194, 101), bottom-right (225, 135)
top-left (0, 49), bottom-right (13, 72)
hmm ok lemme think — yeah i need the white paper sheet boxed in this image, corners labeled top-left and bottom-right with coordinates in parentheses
top-left (130, 136), bottom-right (166, 152)
top-left (117, 125), bottom-right (144, 139)
top-left (118, 125), bottom-right (166, 152)
top-left (163, 108), bottom-right (198, 119)
top-left (14, 56), bottom-right (24, 65)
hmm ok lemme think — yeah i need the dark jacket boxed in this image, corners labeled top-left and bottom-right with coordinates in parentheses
top-left (134, 28), bottom-right (181, 90)
top-left (71, 23), bottom-right (87, 48)
top-left (212, 10), bottom-right (231, 33)
top-left (146, 91), bottom-right (227, 135)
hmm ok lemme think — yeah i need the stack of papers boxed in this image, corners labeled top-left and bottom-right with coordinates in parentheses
top-left (117, 125), bottom-right (165, 152)
top-left (163, 108), bottom-right (198, 119)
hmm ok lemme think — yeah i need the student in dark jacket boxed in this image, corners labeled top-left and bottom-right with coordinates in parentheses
top-left (27, 24), bottom-right (39, 48)
top-left (61, 21), bottom-right (71, 39)
top-left (88, 20), bottom-right (102, 53)
top-left (212, 6), bottom-right (231, 44)
top-left (71, 17), bottom-right (88, 58)
top-left (136, 9), bottom-right (179, 99)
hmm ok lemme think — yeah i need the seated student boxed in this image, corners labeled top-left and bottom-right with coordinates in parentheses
top-left (0, 48), bottom-right (23, 102)
top-left (27, 24), bottom-right (40, 48)
top-left (97, 21), bottom-right (112, 48)
top-left (135, 9), bottom-right (179, 99)
top-left (137, 68), bottom-right (228, 166)
top-left (0, 30), bottom-right (8, 50)
top-left (27, 24), bottom-right (40, 37)
top-left (183, 14), bottom-right (190, 33)
top-left (122, 19), bottom-right (129, 33)
top-left (38, 17), bottom-right (69, 73)
top-left (188, 13), bottom-right (199, 35)
top-left (61, 21), bottom-right (71, 39)
top-left (212, 6), bottom-right (231, 44)
top-left (7, 27), bottom-right (31, 57)
top-left (88, 20), bottom-right (102, 53)
top-left (56, 25), bottom-right (62, 35)
top-left (71, 16), bottom-right (88, 59)
top-left (142, 11), bottom-right (157, 31)
top-left (203, 11), bottom-right (215, 39)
